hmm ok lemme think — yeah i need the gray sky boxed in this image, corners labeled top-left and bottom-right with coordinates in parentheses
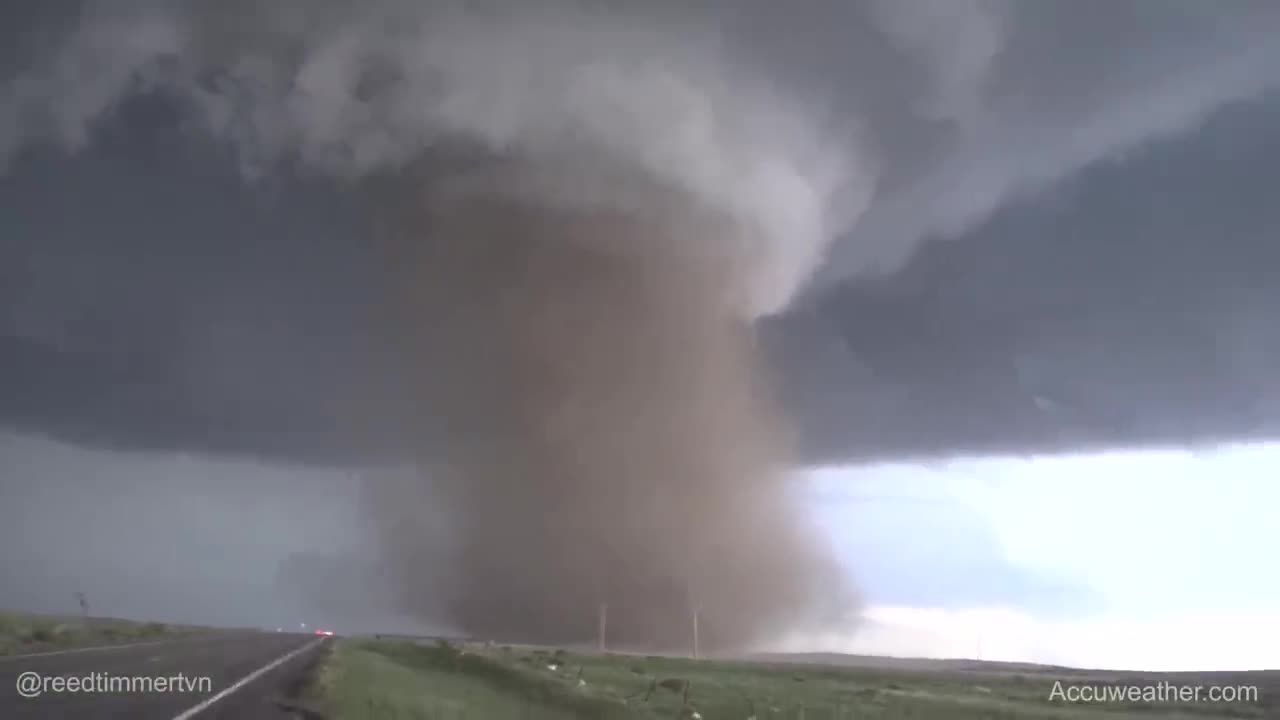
top-left (2, 0), bottom-right (1279, 665)
top-left (802, 452), bottom-right (1280, 671)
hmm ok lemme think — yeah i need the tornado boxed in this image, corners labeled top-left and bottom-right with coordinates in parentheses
top-left (364, 162), bottom-right (856, 651)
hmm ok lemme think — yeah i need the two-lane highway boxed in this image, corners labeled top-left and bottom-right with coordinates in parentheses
top-left (0, 632), bottom-right (328, 719)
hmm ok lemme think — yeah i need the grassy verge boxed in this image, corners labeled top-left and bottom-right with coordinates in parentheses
top-left (315, 639), bottom-right (1276, 719)
top-left (319, 638), bottom-right (628, 719)
top-left (0, 610), bottom-right (205, 656)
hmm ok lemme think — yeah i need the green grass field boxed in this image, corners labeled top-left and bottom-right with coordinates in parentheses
top-left (0, 610), bottom-right (205, 656)
top-left (313, 638), bottom-right (1276, 719)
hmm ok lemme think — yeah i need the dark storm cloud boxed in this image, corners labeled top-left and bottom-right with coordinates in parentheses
top-left (3, 0), bottom-right (1280, 464)
top-left (775, 92), bottom-right (1280, 461)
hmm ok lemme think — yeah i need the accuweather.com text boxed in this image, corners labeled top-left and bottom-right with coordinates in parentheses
top-left (1049, 680), bottom-right (1259, 704)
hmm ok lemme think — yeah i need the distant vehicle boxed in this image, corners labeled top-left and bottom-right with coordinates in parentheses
top-left (314, 629), bottom-right (335, 637)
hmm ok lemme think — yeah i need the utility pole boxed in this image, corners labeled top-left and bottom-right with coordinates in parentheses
top-left (597, 603), bottom-right (607, 653)
top-left (74, 592), bottom-right (89, 621)
top-left (691, 606), bottom-right (700, 660)
top-left (686, 577), bottom-right (701, 661)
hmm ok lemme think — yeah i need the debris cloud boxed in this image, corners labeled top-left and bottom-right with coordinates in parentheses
top-left (376, 178), bottom-right (853, 649)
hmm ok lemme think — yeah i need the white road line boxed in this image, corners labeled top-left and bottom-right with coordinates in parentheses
top-left (0, 639), bottom-right (175, 661)
top-left (170, 637), bottom-right (326, 720)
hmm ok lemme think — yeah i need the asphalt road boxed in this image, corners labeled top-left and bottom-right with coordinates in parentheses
top-left (0, 632), bottom-right (328, 719)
